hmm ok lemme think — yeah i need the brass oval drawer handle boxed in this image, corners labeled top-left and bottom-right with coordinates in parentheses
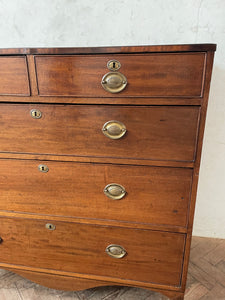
top-left (106, 244), bottom-right (127, 259)
top-left (30, 109), bottom-right (42, 119)
top-left (101, 72), bottom-right (127, 93)
top-left (102, 120), bottom-right (126, 140)
top-left (38, 164), bottom-right (49, 173)
top-left (104, 183), bottom-right (126, 200)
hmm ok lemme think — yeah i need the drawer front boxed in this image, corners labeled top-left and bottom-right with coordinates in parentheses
top-left (0, 217), bottom-right (185, 286)
top-left (0, 159), bottom-right (192, 227)
top-left (35, 53), bottom-right (205, 97)
top-left (0, 104), bottom-right (199, 162)
top-left (0, 56), bottom-right (30, 96)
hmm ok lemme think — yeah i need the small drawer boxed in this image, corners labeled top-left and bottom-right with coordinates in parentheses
top-left (0, 56), bottom-right (30, 96)
top-left (35, 53), bottom-right (205, 97)
top-left (0, 217), bottom-right (185, 287)
top-left (0, 104), bottom-right (200, 162)
top-left (0, 159), bottom-right (192, 228)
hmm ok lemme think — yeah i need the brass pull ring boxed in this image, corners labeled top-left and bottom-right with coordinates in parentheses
top-left (104, 183), bottom-right (126, 200)
top-left (101, 72), bottom-right (127, 93)
top-left (102, 120), bottom-right (126, 140)
top-left (106, 244), bottom-right (127, 259)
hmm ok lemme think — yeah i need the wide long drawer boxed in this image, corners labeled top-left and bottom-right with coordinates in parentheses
top-left (0, 217), bottom-right (185, 286)
top-left (0, 104), bottom-right (200, 162)
top-left (35, 53), bottom-right (205, 97)
top-left (0, 159), bottom-right (192, 227)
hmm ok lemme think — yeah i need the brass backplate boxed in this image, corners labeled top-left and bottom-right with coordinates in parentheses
top-left (105, 244), bottom-right (127, 259)
top-left (101, 72), bottom-right (127, 93)
top-left (104, 183), bottom-right (126, 200)
top-left (102, 120), bottom-right (126, 140)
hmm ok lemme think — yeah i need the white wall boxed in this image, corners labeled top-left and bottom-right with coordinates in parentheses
top-left (0, 0), bottom-right (224, 238)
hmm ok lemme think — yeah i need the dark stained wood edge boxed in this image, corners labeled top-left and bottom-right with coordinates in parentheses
top-left (179, 51), bottom-right (215, 291)
top-left (187, 51), bottom-right (215, 234)
top-left (0, 44), bottom-right (216, 55)
top-left (0, 210), bottom-right (188, 234)
top-left (26, 55), bottom-right (38, 96)
top-left (180, 234), bottom-right (192, 291)
top-left (0, 152), bottom-right (195, 168)
top-left (2, 267), bottom-right (184, 299)
top-left (194, 51), bottom-right (215, 174)
top-left (0, 94), bottom-right (202, 105)
top-left (187, 173), bottom-right (200, 236)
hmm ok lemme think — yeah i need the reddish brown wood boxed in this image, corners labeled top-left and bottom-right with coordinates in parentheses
top-left (0, 44), bottom-right (216, 299)
top-left (0, 217), bottom-right (185, 287)
top-left (180, 234), bottom-right (192, 291)
top-left (0, 56), bottom-right (30, 96)
top-left (10, 268), bottom-right (117, 291)
top-left (26, 55), bottom-right (38, 96)
top-left (0, 94), bottom-right (203, 105)
top-left (194, 51), bottom-right (215, 174)
top-left (0, 44), bottom-right (216, 55)
top-left (35, 53), bottom-right (205, 97)
top-left (0, 211), bottom-right (188, 234)
top-left (0, 152), bottom-right (195, 168)
top-left (178, 51), bottom-right (216, 295)
top-left (4, 267), bottom-right (185, 299)
top-left (0, 159), bottom-right (192, 228)
top-left (0, 218), bottom-right (185, 286)
top-left (0, 104), bottom-right (200, 162)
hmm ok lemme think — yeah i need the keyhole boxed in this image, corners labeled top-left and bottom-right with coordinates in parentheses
top-left (38, 164), bottom-right (49, 173)
top-left (107, 60), bottom-right (121, 71)
top-left (45, 223), bottom-right (56, 230)
top-left (30, 109), bottom-right (42, 119)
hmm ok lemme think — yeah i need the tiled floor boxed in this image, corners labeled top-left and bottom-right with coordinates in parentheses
top-left (0, 236), bottom-right (224, 299)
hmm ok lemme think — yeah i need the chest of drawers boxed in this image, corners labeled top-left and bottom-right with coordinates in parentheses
top-left (0, 44), bottom-right (216, 300)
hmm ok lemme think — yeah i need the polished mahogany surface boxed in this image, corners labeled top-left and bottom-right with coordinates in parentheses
top-left (0, 44), bottom-right (216, 300)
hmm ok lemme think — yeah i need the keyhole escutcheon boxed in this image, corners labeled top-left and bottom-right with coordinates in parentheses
top-left (38, 164), bottom-right (49, 173)
top-left (30, 109), bottom-right (42, 119)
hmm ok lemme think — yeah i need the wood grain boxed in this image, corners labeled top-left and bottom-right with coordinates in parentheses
top-left (0, 104), bottom-right (200, 162)
top-left (0, 217), bottom-right (186, 287)
top-left (0, 159), bottom-right (193, 228)
top-left (0, 94), bottom-right (203, 105)
top-left (0, 45), bottom-right (216, 300)
top-left (0, 44), bottom-right (216, 55)
top-left (0, 152), bottom-right (195, 168)
top-left (35, 53), bottom-right (205, 97)
top-left (1, 236), bottom-right (224, 299)
top-left (0, 56), bottom-right (30, 96)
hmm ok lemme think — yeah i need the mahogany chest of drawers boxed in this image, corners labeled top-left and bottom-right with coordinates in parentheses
top-left (0, 44), bottom-right (216, 299)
